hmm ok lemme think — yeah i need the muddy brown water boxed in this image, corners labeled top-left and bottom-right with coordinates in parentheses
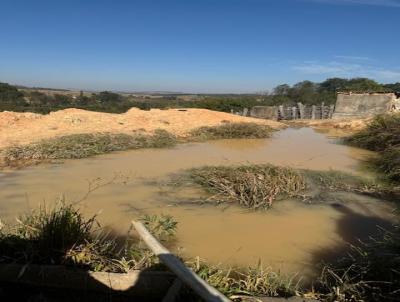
top-left (0, 128), bottom-right (396, 277)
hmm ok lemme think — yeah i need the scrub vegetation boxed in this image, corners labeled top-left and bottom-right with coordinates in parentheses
top-left (188, 165), bottom-right (307, 209)
top-left (183, 164), bottom-right (397, 210)
top-left (191, 258), bottom-right (300, 298)
top-left (0, 201), bottom-right (163, 272)
top-left (304, 170), bottom-right (396, 198)
top-left (314, 227), bottom-right (400, 302)
top-left (189, 122), bottom-right (273, 140)
top-left (345, 113), bottom-right (400, 183)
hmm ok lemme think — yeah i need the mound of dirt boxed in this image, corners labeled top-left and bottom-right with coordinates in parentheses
top-left (0, 108), bottom-right (284, 149)
top-left (288, 118), bottom-right (370, 132)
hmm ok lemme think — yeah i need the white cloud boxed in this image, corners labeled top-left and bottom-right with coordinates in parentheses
top-left (293, 61), bottom-right (362, 74)
top-left (334, 55), bottom-right (371, 61)
top-left (293, 61), bottom-right (400, 81)
top-left (375, 70), bottom-right (400, 79)
top-left (306, 0), bottom-right (400, 7)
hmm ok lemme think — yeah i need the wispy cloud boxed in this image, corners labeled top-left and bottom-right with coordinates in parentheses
top-left (293, 60), bottom-right (400, 80)
top-left (375, 70), bottom-right (400, 79)
top-left (334, 55), bottom-right (371, 61)
top-left (293, 61), bottom-right (363, 75)
top-left (306, 0), bottom-right (400, 8)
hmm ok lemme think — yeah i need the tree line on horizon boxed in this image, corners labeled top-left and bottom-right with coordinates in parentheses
top-left (1, 78), bottom-right (399, 114)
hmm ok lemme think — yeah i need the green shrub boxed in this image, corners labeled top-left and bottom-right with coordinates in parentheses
top-left (0, 202), bottom-right (94, 264)
top-left (315, 227), bottom-right (400, 302)
top-left (344, 114), bottom-right (400, 183)
top-left (0, 203), bottom-right (172, 272)
top-left (344, 113), bottom-right (400, 152)
top-left (375, 147), bottom-right (400, 182)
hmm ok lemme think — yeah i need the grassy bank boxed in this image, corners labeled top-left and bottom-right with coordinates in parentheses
top-left (1, 130), bottom-right (177, 167)
top-left (345, 113), bottom-right (400, 183)
top-left (314, 227), bottom-right (400, 302)
top-left (0, 122), bottom-right (274, 168)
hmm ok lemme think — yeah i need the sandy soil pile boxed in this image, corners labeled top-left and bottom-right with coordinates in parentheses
top-left (0, 108), bottom-right (284, 148)
top-left (289, 118), bottom-right (370, 132)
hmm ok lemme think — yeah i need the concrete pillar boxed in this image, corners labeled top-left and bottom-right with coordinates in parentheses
top-left (297, 102), bottom-right (305, 119)
top-left (311, 105), bottom-right (316, 119)
top-left (292, 107), bottom-right (297, 120)
top-left (279, 105), bottom-right (285, 120)
top-left (329, 104), bottom-right (335, 118)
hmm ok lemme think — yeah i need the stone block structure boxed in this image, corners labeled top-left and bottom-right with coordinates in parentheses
top-left (332, 92), bottom-right (398, 119)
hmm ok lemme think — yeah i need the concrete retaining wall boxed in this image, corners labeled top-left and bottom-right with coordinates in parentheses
top-left (333, 93), bottom-right (397, 119)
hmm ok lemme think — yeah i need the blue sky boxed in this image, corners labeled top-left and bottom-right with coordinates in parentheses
top-left (0, 0), bottom-right (399, 93)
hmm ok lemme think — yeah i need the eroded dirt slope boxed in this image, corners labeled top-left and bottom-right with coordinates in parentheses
top-left (0, 108), bottom-right (284, 148)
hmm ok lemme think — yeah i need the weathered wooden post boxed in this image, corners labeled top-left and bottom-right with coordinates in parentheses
top-left (311, 105), bottom-right (316, 119)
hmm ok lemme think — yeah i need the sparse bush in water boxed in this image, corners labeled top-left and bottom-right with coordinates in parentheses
top-left (189, 165), bottom-right (307, 209)
top-left (140, 214), bottom-right (177, 241)
top-left (182, 165), bottom-right (398, 210)
top-left (304, 170), bottom-right (394, 196)
top-left (189, 122), bottom-right (273, 140)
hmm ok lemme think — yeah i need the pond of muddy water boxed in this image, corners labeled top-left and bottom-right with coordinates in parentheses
top-left (0, 128), bottom-right (395, 276)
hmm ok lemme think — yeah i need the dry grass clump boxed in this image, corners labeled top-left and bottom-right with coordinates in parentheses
top-left (344, 113), bottom-right (400, 152)
top-left (189, 122), bottom-right (273, 140)
top-left (314, 227), bottom-right (400, 302)
top-left (2, 129), bottom-right (177, 165)
top-left (304, 170), bottom-right (395, 197)
top-left (375, 147), bottom-right (400, 183)
top-left (188, 165), bottom-right (307, 209)
top-left (344, 113), bottom-right (400, 184)
top-left (140, 214), bottom-right (178, 242)
top-left (190, 258), bottom-right (300, 299)
top-left (0, 202), bottom-right (177, 273)
top-left (181, 165), bottom-right (399, 210)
